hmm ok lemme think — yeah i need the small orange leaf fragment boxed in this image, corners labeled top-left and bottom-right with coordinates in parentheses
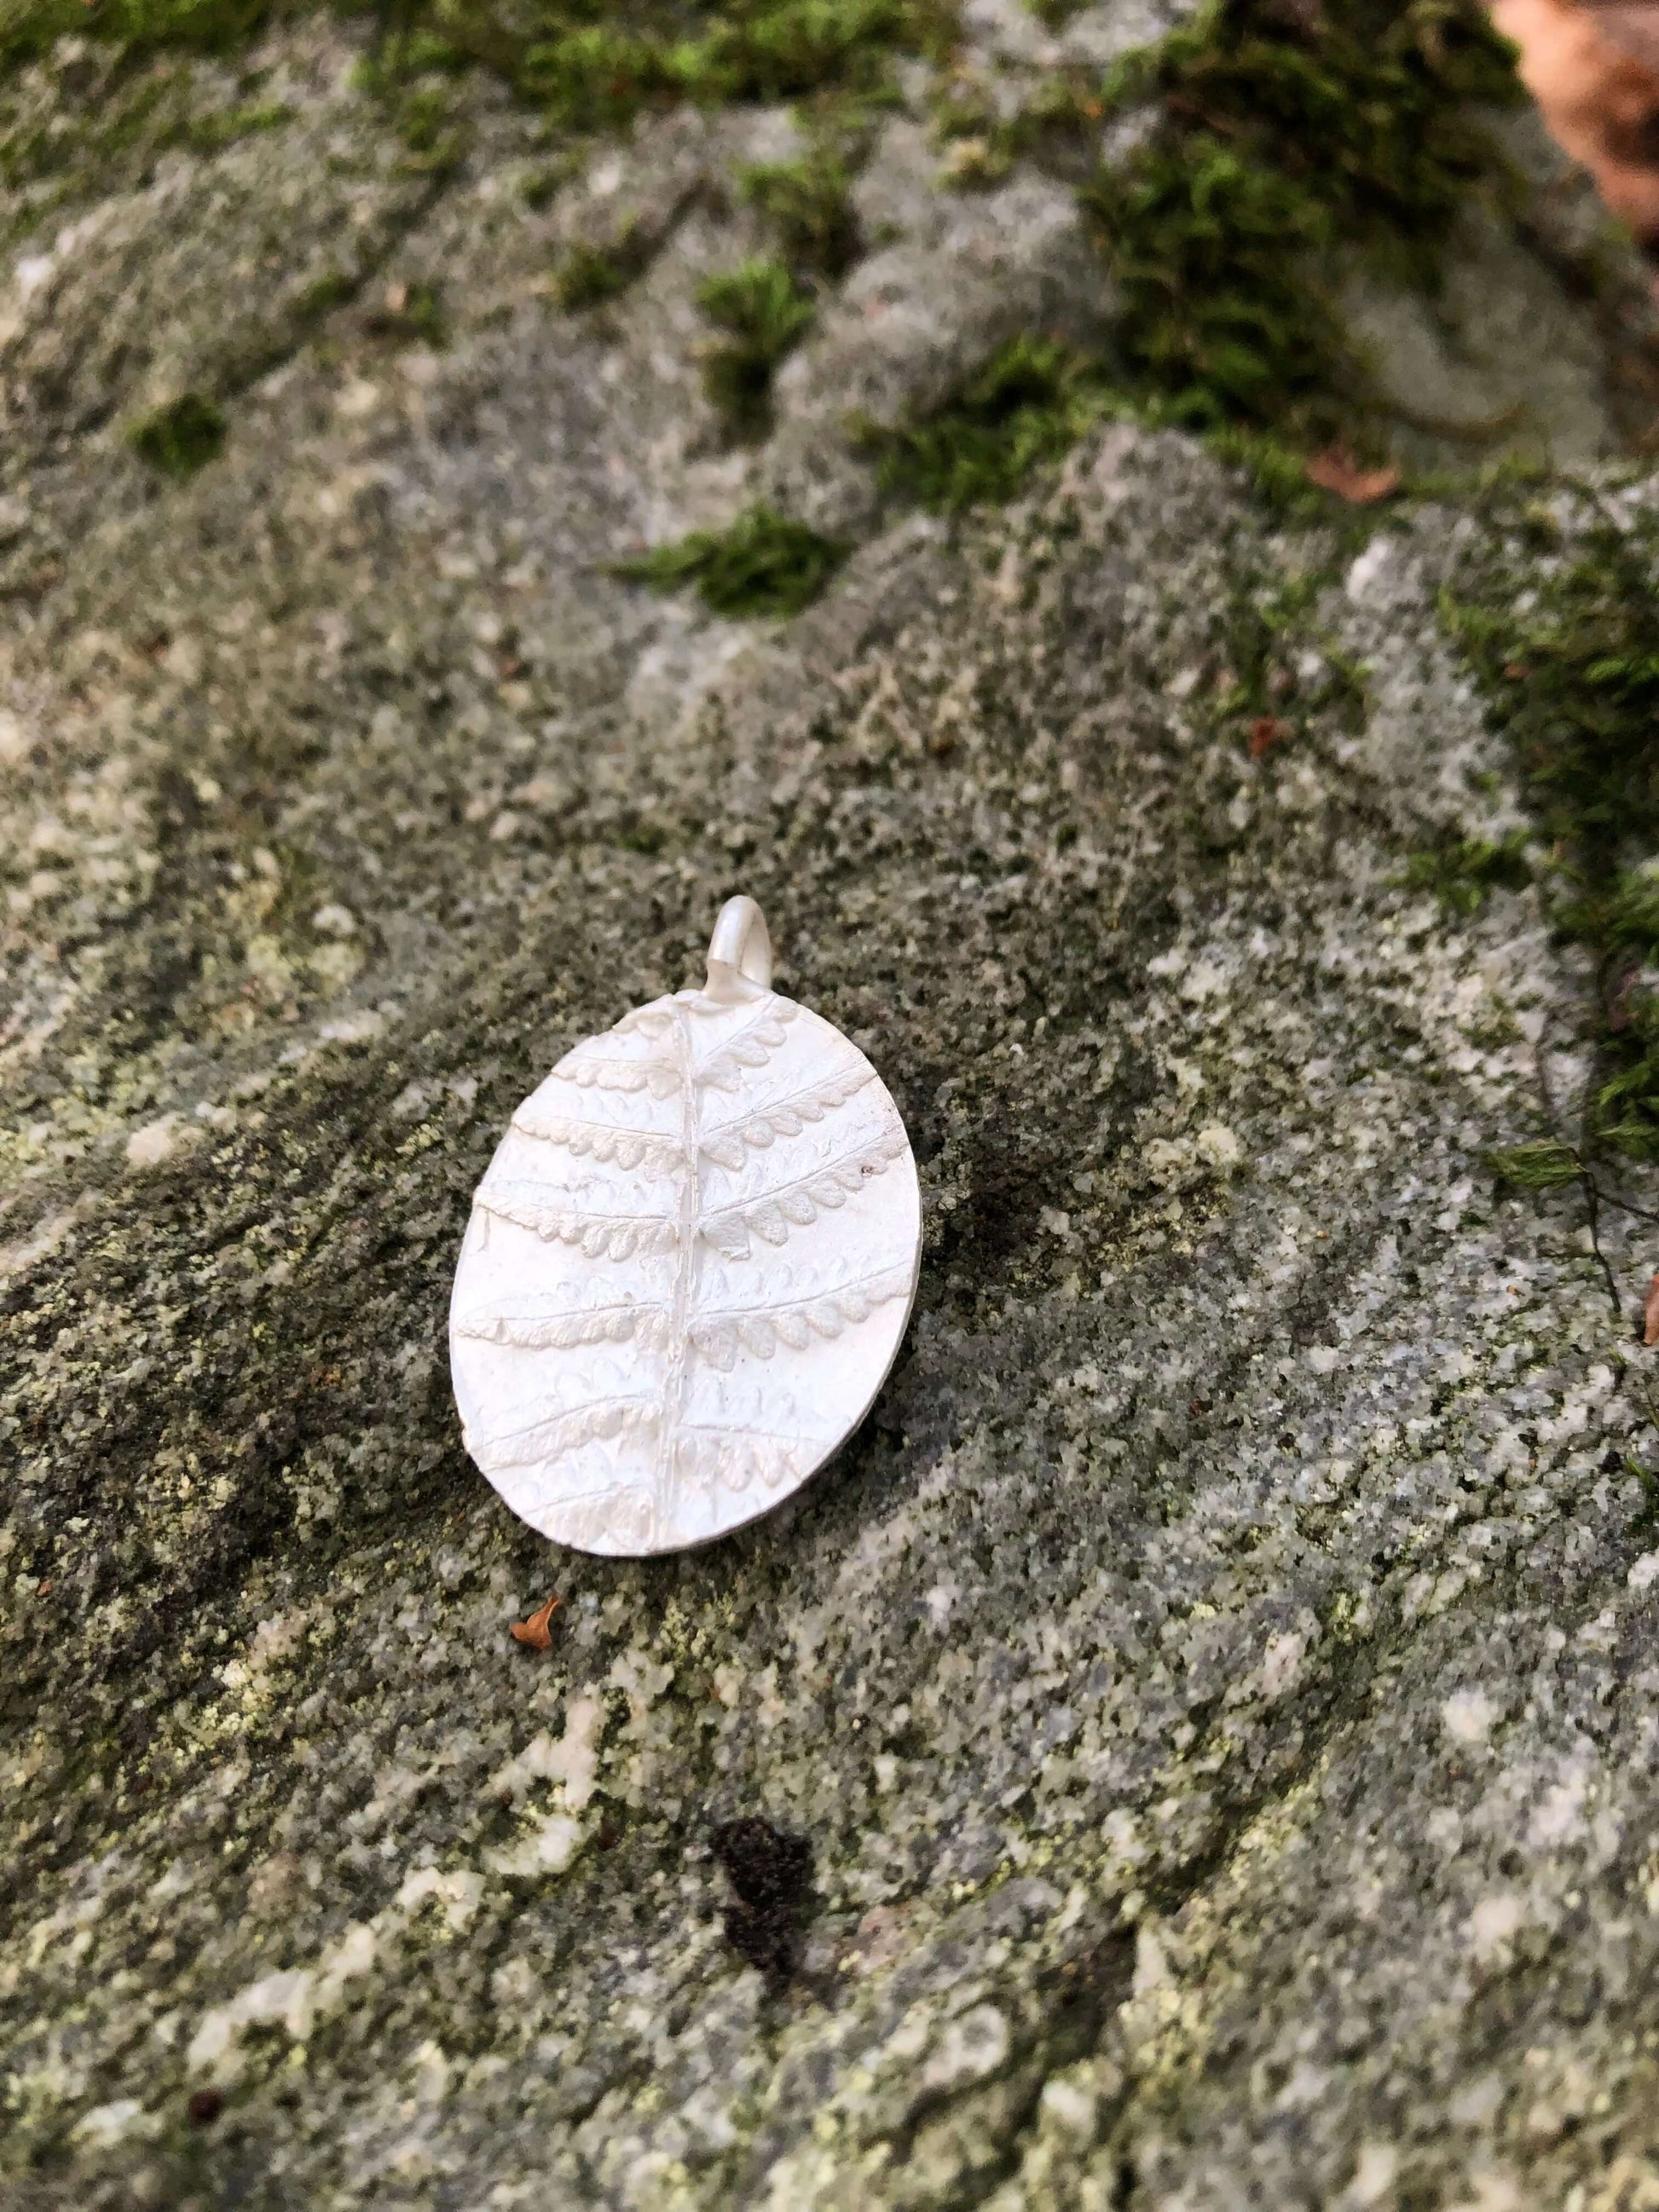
top-left (1248, 715), bottom-right (1292, 759)
top-left (511, 1595), bottom-right (562, 1649)
top-left (1645, 1273), bottom-right (1659, 1347)
top-left (1305, 448), bottom-right (1401, 505)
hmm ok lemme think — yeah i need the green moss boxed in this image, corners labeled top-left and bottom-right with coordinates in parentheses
top-left (1081, 0), bottom-right (1523, 442)
top-left (697, 257), bottom-right (816, 436)
top-left (0, 0), bottom-right (281, 66)
top-left (928, 68), bottom-right (1013, 188)
top-left (384, 73), bottom-right (468, 171)
top-left (1202, 424), bottom-right (1349, 519)
top-left (519, 154), bottom-right (582, 209)
top-left (858, 336), bottom-right (1112, 511)
top-left (519, 24), bottom-right (679, 127)
top-left (669, 0), bottom-right (951, 104)
top-left (186, 92), bottom-right (293, 146)
top-left (295, 269), bottom-right (356, 319)
top-left (1398, 831), bottom-right (1531, 914)
top-left (380, 0), bottom-right (954, 135)
top-left (1624, 1452), bottom-right (1659, 1534)
top-left (552, 225), bottom-right (656, 311)
top-left (0, 0), bottom-right (939, 269)
top-left (1448, 512), bottom-right (1659, 1160)
top-left (737, 142), bottom-right (860, 277)
top-left (613, 502), bottom-right (847, 615)
top-left (930, 63), bottom-right (1100, 190)
top-left (128, 391), bottom-right (228, 476)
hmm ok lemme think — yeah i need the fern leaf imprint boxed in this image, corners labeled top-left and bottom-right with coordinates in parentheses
top-left (449, 900), bottom-right (921, 1556)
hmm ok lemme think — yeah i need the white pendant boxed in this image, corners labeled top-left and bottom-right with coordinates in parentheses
top-left (448, 898), bottom-right (922, 1556)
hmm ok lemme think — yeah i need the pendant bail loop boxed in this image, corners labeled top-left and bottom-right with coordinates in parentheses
top-left (705, 895), bottom-right (772, 998)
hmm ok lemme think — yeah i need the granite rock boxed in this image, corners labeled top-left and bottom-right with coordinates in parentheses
top-left (5, 15), bottom-right (1659, 2211)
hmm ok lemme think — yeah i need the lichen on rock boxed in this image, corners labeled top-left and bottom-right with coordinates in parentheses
top-left (7, 4), bottom-right (1659, 2208)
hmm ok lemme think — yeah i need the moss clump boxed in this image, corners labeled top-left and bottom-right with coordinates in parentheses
top-left (1448, 514), bottom-right (1659, 1160)
top-left (737, 143), bottom-right (861, 278)
top-left (613, 503), bottom-right (847, 615)
top-left (296, 268), bottom-right (356, 320)
top-left (0, 0), bottom-right (280, 66)
top-left (552, 224), bottom-right (656, 311)
top-left (1082, 0), bottom-right (1523, 442)
top-left (128, 391), bottom-right (227, 476)
top-left (929, 63), bottom-right (1100, 191)
top-left (3, 0), bottom-right (956, 102)
top-left (380, 72), bottom-right (469, 172)
top-left (859, 336), bottom-right (1110, 510)
top-left (185, 94), bottom-right (294, 147)
top-left (371, 0), bottom-right (955, 136)
top-left (697, 257), bottom-right (816, 436)
top-left (1399, 832), bottom-right (1531, 914)
top-left (928, 67), bottom-right (1014, 188)
top-left (518, 25), bottom-right (677, 128)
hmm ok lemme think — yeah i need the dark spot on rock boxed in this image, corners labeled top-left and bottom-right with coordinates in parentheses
top-left (187, 2086), bottom-right (223, 2125)
top-left (934, 1100), bottom-right (1070, 1280)
top-left (898, 1064), bottom-right (951, 1165)
top-left (709, 1816), bottom-right (812, 1984)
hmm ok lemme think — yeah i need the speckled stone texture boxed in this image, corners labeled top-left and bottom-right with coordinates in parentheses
top-left (7, 18), bottom-right (1659, 2212)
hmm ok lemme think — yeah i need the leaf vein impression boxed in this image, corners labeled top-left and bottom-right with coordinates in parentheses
top-left (698, 1064), bottom-right (874, 1166)
top-left (477, 1179), bottom-right (676, 1260)
top-left (470, 1392), bottom-right (660, 1470)
top-left (455, 1293), bottom-right (670, 1350)
top-left (700, 1124), bottom-right (908, 1256)
top-left (691, 1259), bottom-right (913, 1368)
top-left (697, 999), bottom-right (798, 1092)
top-left (559, 1048), bottom-right (680, 1099)
top-left (509, 1110), bottom-right (683, 1170)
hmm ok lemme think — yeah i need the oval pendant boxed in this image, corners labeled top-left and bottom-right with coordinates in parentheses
top-left (448, 898), bottom-right (922, 1556)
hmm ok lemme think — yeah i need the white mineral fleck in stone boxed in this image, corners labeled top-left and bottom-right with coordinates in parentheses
top-left (124, 1116), bottom-right (179, 1168)
top-left (1195, 1122), bottom-right (1242, 1172)
top-left (1261, 1632), bottom-right (1305, 1699)
top-left (1442, 1689), bottom-right (1499, 1745)
top-left (1469, 1895), bottom-right (1527, 1956)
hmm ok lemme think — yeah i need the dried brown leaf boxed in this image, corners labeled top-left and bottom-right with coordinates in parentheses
top-left (1645, 1273), bottom-right (1659, 1346)
top-left (511, 1594), bottom-right (562, 1649)
top-left (1305, 448), bottom-right (1401, 505)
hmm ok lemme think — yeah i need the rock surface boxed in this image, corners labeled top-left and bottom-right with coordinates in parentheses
top-left (5, 12), bottom-right (1659, 2210)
